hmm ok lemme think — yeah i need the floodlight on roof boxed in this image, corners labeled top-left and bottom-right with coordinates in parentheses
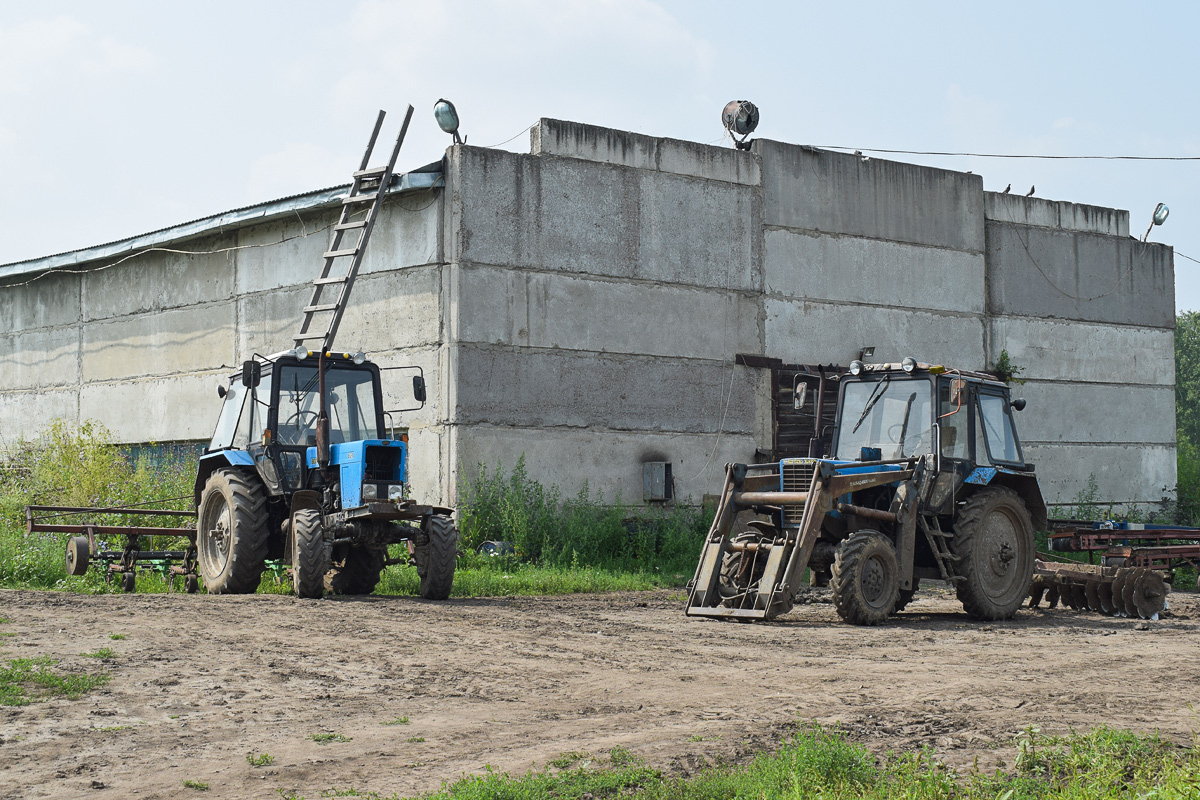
top-left (433, 98), bottom-right (463, 145)
top-left (721, 101), bottom-right (759, 151)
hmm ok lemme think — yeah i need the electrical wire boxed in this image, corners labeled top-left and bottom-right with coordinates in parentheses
top-left (815, 145), bottom-right (1200, 162)
top-left (477, 121), bottom-right (539, 149)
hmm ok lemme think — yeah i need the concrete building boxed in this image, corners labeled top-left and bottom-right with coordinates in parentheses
top-left (0, 118), bottom-right (1177, 512)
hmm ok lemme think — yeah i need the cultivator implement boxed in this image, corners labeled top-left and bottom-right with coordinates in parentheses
top-left (1029, 559), bottom-right (1169, 620)
top-left (1048, 523), bottom-right (1200, 589)
top-left (26, 504), bottom-right (199, 593)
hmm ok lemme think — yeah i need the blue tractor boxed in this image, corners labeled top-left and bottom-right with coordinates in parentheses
top-left (194, 349), bottom-right (456, 599)
top-left (685, 358), bottom-right (1046, 624)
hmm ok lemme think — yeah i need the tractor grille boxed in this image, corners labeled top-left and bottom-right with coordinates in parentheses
top-left (780, 458), bottom-right (816, 527)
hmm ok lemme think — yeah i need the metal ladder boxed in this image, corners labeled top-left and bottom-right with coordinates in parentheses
top-left (293, 105), bottom-right (415, 354)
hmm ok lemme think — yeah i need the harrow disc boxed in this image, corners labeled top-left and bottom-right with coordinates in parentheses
top-left (1084, 580), bottom-right (1101, 612)
top-left (1111, 570), bottom-right (1129, 616)
top-left (1132, 570), bottom-right (1167, 620)
top-left (1097, 580), bottom-right (1115, 615)
top-left (1121, 568), bottom-right (1144, 618)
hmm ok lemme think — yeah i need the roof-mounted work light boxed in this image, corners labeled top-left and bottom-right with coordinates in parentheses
top-left (1142, 202), bottom-right (1169, 242)
top-left (433, 98), bottom-right (464, 145)
top-left (721, 100), bottom-right (759, 151)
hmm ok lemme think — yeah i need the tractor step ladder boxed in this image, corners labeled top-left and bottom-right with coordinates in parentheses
top-left (293, 105), bottom-right (415, 354)
top-left (919, 514), bottom-right (964, 584)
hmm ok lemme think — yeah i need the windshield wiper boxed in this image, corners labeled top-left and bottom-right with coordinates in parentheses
top-left (851, 375), bottom-right (891, 434)
top-left (897, 391), bottom-right (917, 456)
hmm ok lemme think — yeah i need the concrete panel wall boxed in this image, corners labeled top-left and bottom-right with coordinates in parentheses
top-left (985, 192), bottom-right (1129, 237)
top-left (765, 298), bottom-right (985, 367)
top-left (1027, 443), bottom-right (1175, 508)
top-left (1014, 382), bottom-right (1174, 445)
top-left (0, 328), bottom-right (78, 389)
top-left (988, 316), bottom-right (1174, 386)
top-left (82, 302), bottom-right (237, 382)
top-left (0, 390), bottom-right (77, 446)
top-left (0, 271), bottom-right (80, 331)
top-left (453, 345), bottom-right (756, 435)
top-left (83, 233), bottom-right (235, 320)
top-left (448, 146), bottom-right (760, 291)
top-left (450, 263), bottom-right (761, 359)
top-left (756, 140), bottom-right (985, 252)
top-left (449, 423), bottom-right (759, 507)
top-left (764, 228), bottom-right (985, 314)
top-left (79, 371), bottom-right (227, 442)
top-left (985, 223), bottom-right (1174, 327)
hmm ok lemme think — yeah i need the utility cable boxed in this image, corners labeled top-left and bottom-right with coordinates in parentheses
top-left (815, 145), bottom-right (1200, 162)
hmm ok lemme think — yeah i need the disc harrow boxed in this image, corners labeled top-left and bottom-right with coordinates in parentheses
top-left (1029, 559), bottom-right (1168, 620)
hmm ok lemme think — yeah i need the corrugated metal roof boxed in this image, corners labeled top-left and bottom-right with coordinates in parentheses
top-left (0, 163), bottom-right (444, 281)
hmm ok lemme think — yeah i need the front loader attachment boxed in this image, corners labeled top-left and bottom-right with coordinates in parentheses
top-left (685, 459), bottom-right (915, 622)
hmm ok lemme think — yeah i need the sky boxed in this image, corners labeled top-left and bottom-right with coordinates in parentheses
top-left (2, 1), bottom-right (1199, 308)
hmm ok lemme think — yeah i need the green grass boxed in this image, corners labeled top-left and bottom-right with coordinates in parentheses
top-left (182, 779), bottom-right (209, 790)
top-left (81, 646), bottom-right (115, 659)
top-left (407, 736), bottom-right (425, 743)
top-left (0, 656), bottom-right (110, 706)
top-left (312, 733), bottom-right (352, 744)
top-left (108, 633), bottom-right (125, 640)
top-left (383, 716), bottom-right (410, 725)
top-left (246, 751), bottom-right (275, 767)
top-left (374, 725), bottom-right (1200, 800)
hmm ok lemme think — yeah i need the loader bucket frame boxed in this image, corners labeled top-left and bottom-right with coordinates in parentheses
top-left (685, 459), bottom-right (914, 621)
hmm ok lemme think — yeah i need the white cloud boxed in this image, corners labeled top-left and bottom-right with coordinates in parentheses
top-left (0, 15), bottom-right (153, 95)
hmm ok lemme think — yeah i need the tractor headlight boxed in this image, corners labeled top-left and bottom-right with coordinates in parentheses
top-left (901, 357), bottom-right (917, 373)
top-left (388, 484), bottom-right (404, 502)
top-left (361, 483), bottom-right (378, 501)
top-left (848, 360), bottom-right (864, 376)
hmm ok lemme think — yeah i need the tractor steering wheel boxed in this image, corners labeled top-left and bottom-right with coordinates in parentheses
top-left (284, 410), bottom-right (319, 431)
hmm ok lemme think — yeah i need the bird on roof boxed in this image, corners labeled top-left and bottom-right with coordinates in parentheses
top-left (1026, 185), bottom-right (1035, 197)
top-left (1002, 184), bottom-right (1011, 194)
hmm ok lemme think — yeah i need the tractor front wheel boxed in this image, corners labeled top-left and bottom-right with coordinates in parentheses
top-left (951, 486), bottom-right (1035, 620)
top-left (830, 530), bottom-right (899, 626)
top-left (197, 469), bottom-right (269, 594)
top-left (415, 515), bottom-right (457, 600)
top-left (292, 508), bottom-right (328, 599)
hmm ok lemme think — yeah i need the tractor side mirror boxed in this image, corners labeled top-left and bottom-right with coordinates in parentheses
top-left (949, 377), bottom-right (966, 406)
top-left (1010, 397), bottom-right (1027, 411)
top-left (793, 382), bottom-right (808, 411)
top-left (217, 384), bottom-right (227, 399)
top-left (242, 360), bottom-right (261, 389)
top-left (412, 375), bottom-right (427, 403)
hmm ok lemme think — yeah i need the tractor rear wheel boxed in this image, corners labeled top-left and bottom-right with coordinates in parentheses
top-left (325, 545), bottom-right (386, 595)
top-left (951, 486), bottom-right (1035, 620)
top-left (292, 508), bottom-right (328, 599)
top-left (831, 530), bottom-right (899, 626)
top-left (197, 469), bottom-right (268, 594)
top-left (415, 515), bottom-right (457, 600)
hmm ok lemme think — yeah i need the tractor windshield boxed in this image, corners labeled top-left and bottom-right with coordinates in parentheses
top-left (274, 364), bottom-right (382, 446)
top-left (835, 377), bottom-right (934, 460)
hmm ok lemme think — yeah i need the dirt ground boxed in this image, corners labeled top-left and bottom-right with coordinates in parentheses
top-left (1, 585), bottom-right (1198, 800)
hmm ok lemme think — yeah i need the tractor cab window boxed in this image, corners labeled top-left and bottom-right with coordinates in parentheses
top-left (978, 392), bottom-right (1023, 465)
top-left (937, 380), bottom-right (970, 461)
top-left (835, 377), bottom-right (933, 461)
top-left (209, 374), bottom-right (273, 451)
top-left (275, 364), bottom-right (382, 446)
top-left (209, 379), bottom-right (247, 451)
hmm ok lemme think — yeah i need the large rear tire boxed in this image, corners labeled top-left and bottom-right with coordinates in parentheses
top-left (325, 545), bottom-right (386, 595)
top-left (951, 486), bottom-right (1035, 620)
top-left (415, 515), bottom-right (457, 600)
top-left (197, 469), bottom-right (268, 594)
top-left (292, 508), bottom-right (328, 599)
top-left (830, 530), bottom-right (899, 626)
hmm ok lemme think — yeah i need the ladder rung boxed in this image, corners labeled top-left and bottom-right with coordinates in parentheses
top-left (334, 220), bottom-right (367, 231)
top-left (353, 166), bottom-right (387, 178)
top-left (343, 193), bottom-right (378, 205)
top-left (304, 303), bottom-right (339, 313)
top-left (313, 276), bottom-right (347, 285)
top-left (293, 332), bottom-right (326, 341)
top-left (324, 248), bottom-right (358, 259)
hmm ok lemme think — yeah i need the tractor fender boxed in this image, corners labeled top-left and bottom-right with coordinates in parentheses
top-left (988, 472), bottom-right (1048, 531)
top-left (194, 450), bottom-right (256, 505)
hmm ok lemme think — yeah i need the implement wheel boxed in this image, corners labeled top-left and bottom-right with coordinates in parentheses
top-left (65, 536), bottom-right (91, 576)
top-left (292, 508), bottom-right (328, 599)
top-left (951, 486), bottom-right (1035, 620)
top-left (831, 530), bottom-right (899, 626)
top-left (121, 571), bottom-right (136, 593)
top-left (325, 545), bottom-right (386, 595)
top-left (197, 469), bottom-right (269, 594)
top-left (415, 515), bottom-right (457, 600)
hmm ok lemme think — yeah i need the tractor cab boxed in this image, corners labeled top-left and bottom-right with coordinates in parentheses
top-left (199, 349), bottom-right (425, 511)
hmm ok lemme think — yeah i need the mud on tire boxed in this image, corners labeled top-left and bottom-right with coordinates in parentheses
top-left (292, 508), bottom-right (329, 599)
top-left (830, 530), bottom-right (900, 626)
top-left (415, 514), bottom-right (457, 600)
top-left (197, 469), bottom-right (269, 594)
top-left (325, 545), bottom-right (386, 595)
top-left (951, 486), bottom-right (1035, 620)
